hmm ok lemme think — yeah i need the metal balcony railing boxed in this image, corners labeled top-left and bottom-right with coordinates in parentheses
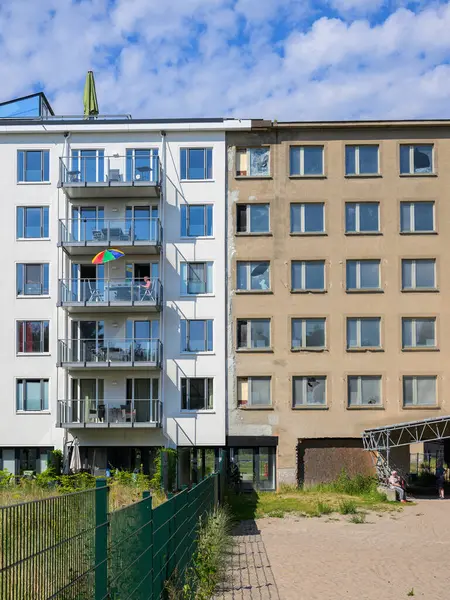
top-left (57, 399), bottom-right (162, 426)
top-left (59, 154), bottom-right (160, 185)
top-left (59, 278), bottom-right (162, 306)
top-left (58, 338), bottom-right (162, 366)
top-left (59, 218), bottom-right (161, 245)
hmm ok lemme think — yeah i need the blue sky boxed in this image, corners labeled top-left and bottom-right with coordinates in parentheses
top-left (1, 0), bottom-right (450, 120)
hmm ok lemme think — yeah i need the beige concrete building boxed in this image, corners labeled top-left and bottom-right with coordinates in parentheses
top-left (226, 120), bottom-right (450, 489)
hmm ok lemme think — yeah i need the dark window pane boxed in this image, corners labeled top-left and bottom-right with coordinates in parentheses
top-left (305, 262), bottom-right (324, 290)
top-left (303, 147), bottom-right (323, 175)
top-left (346, 261), bottom-right (357, 289)
top-left (415, 260), bottom-right (435, 288)
top-left (25, 151), bottom-right (43, 182)
top-left (237, 321), bottom-right (247, 348)
top-left (17, 207), bottom-right (24, 238)
top-left (290, 204), bottom-right (301, 233)
top-left (25, 208), bottom-right (42, 238)
top-left (180, 149), bottom-right (187, 180)
top-left (290, 147), bottom-right (300, 175)
top-left (237, 263), bottom-right (247, 290)
top-left (359, 146), bottom-right (378, 174)
top-left (237, 205), bottom-right (247, 232)
top-left (400, 145), bottom-right (410, 174)
top-left (345, 204), bottom-right (356, 232)
top-left (359, 203), bottom-right (379, 232)
top-left (189, 321), bottom-right (206, 352)
top-left (414, 203), bottom-right (434, 232)
top-left (189, 379), bottom-right (206, 410)
top-left (360, 318), bottom-right (380, 347)
top-left (188, 149), bottom-right (205, 180)
top-left (188, 205), bottom-right (205, 236)
top-left (304, 204), bottom-right (324, 232)
top-left (249, 205), bottom-right (269, 232)
top-left (360, 261), bottom-right (379, 288)
top-left (305, 319), bottom-right (325, 347)
top-left (345, 146), bottom-right (356, 175)
top-left (413, 145), bottom-right (432, 173)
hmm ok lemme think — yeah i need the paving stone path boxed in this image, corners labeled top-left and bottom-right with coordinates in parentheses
top-left (214, 520), bottom-right (280, 600)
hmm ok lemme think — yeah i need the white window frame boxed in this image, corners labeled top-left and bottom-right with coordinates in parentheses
top-left (403, 376), bottom-right (437, 407)
top-left (237, 204), bottom-right (270, 234)
top-left (181, 377), bottom-right (213, 411)
top-left (346, 145), bottom-right (379, 175)
top-left (347, 376), bottom-right (382, 407)
top-left (345, 202), bottom-right (380, 233)
top-left (181, 262), bottom-right (213, 295)
top-left (16, 320), bottom-right (50, 354)
top-left (236, 261), bottom-right (271, 291)
top-left (401, 144), bottom-right (434, 175)
top-left (289, 145), bottom-right (324, 176)
top-left (400, 202), bottom-right (435, 233)
top-left (292, 376), bottom-right (327, 407)
top-left (402, 259), bottom-right (436, 290)
top-left (16, 263), bottom-right (50, 297)
top-left (236, 147), bottom-right (270, 177)
top-left (291, 261), bottom-right (325, 291)
top-left (402, 318), bottom-right (436, 349)
top-left (16, 378), bottom-right (50, 413)
top-left (70, 149), bottom-right (105, 182)
top-left (347, 317), bottom-right (381, 349)
top-left (180, 204), bottom-right (213, 237)
top-left (181, 319), bottom-right (213, 353)
top-left (237, 376), bottom-right (272, 407)
top-left (291, 318), bottom-right (326, 350)
top-left (17, 149), bottom-right (50, 183)
top-left (237, 319), bottom-right (271, 350)
top-left (180, 147), bottom-right (213, 180)
top-left (347, 260), bottom-right (381, 290)
top-left (290, 203), bottom-right (325, 234)
top-left (16, 206), bottom-right (50, 240)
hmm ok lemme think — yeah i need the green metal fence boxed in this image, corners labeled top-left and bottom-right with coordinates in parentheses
top-left (0, 456), bottom-right (225, 600)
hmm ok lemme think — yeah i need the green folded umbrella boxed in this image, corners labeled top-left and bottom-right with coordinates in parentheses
top-left (83, 70), bottom-right (99, 116)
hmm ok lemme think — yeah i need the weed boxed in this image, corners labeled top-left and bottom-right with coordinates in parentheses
top-left (267, 509), bottom-right (285, 518)
top-left (278, 483), bottom-right (299, 493)
top-left (317, 501), bottom-right (333, 515)
top-left (407, 588), bottom-right (415, 596)
top-left (339, 500), bottom-right (357, 515)
top-left (349, 512), bottom-right (366, 524)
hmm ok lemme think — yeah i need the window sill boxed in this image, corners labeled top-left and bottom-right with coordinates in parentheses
top-left (346, 289), bottom-right (383, 294)
top-left (180, 236), bottom-right (215, 240)
top-left (347, 406), bottom-right (384, 410)
top-left (401, 288), bottom-right (439, 294)
top-left (16, 411), bottom-right (51, 415)
top-left (403, 405), bottom-right (440, 410)
top-left (235, 175), bottom-right (272, 180)
top-left (399, 231), bottom-right (437, 236)
top-left (345, 232), bottom-right (382, 236)
top-left (291, 289), bottom-right (327, 294)
top-left (239, 405), bottom-right (274, 410)
top-left (292, 405), bottom-right (329, 410)
top-left (17, 295), bottom-right (51, 299)
top-left (17, 238), bottom-right (51, 242)
top-left (289, 175), bottom-right (326, 180)
top-left (291, 348), bottom-right (327, 353)
top-left (344, 174), bottom-right (382, 179)
top-left (402, 347), bottom-right (439, 352)
top-left (17, 181), bottom-right (51, 185)
top-left (236, 348), bottom-right (273, 353)
top-left (347, 348), bottom-right (384, 353)
top-left (399, 173), bottom-right (437, 178)
top-left (235, 232), bottom-right (272, 237)
top-left (180, 294), bottom-right (215, 298)
top-left (181, 351), bottom-right (215, 356)
top-left (180, 179), bottom-right (215, 183)
top-left (235, 290), bottom-right (272, 295)
top-left (290, 232), bottom-right (327, 237)
top-left (17, 353), bottom-right (51, 357)
top-left (180, 409), bottom-right (215, 414)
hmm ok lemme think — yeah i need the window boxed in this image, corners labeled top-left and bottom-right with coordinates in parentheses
top-left (70, 149), bottom-right (104, 183)
top-left (402, 259), bottom-right (436, 290)
top-left (17, 150), bottom-right (50, 182)
top-left (237, 319), bottom-right (271, 349)
top-left (345, 203), bottom-right (379, 233)
top-left (17, 207), bottom-right (49, 239)
top-left (16, 379), bottom-right (49, 412)
top-left (236, 147), bottom-right (270, 176)
top-left (291, 318), bottom-right (326, 350)
top-left (402, 318), bottom-right (436, 349)
top-left (290, 146), bottom-right (324, 176)
top-left (237, 376), bottom-right (271, 407)
top-left (237, 261), bottom-right (270, 291)
top-left (16, 263), bottom-right (49, 296)
top-left (236, 204), bottom-right (270, 234)
top-left (403, 376), bottom-right (437, 406)
top-left (348, 376), bottom-right (381, 407)
top-left (345, 145), bottom-right (379, 175)
top-left (180, 148), bottom-right (212, 180)
top-left (291, 261), bottom-right (325, 291)
top-left (125, 148), bottom-right (159, 182)
top-left (290, 203), bottom-right (325, 234)
top-left (181, 378), bottom-right (213, 410)
top-left (400, 144), bottom-right (433, 175)
top-left (17, 321), bottom-right (49, 353)
top-left (346, 260), bottom-right (380, 291)
top-left (181, 204), bottom-right (213, 237)
top-left (181, 262), bottom-right (213, 295)
top-left (347, 318), bottom-right (381, 349)
top-left (293, 376), bottom-right (326, 407)
top-left (181, 320), bottom-right (213, 352)
top-left (400, 202), bottom-right (434, 233)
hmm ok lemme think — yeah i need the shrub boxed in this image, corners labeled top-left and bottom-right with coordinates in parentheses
top-left (317, 501), bottom-right (333, 515)
top-left (339, 500), bottom-right (357, 515)
top-left (35, 468), bottom-right (58, 489)
top-left (58, 472), bottom-right (96, 494)
top-left (326, 471), bottom-right (378, 496)
top-left (349, 512), bottom-right (366, 524)
top-left (0, 469), bottom-right (13, 488)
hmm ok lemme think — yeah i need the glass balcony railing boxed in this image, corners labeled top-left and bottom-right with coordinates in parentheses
top-left (57, 399), bottom-right (162, 426)
top-left (59, 155), bottom-right (160, 185)
top-left (58, 338), bottom-right (162, 366)
top-left (59, 278), bottom-right (162, 306)
top-left (59, 218), bottom-right (161, 245)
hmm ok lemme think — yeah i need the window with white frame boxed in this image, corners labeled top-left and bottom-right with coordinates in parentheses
top-left (237, 261), bottom-right (270, 291)
top-left (345, 203), bottom-right (379, 233)
top-left (400, 202), bottom-right (435, 233)
top-left (180, 148), bottom-right (212, 180)
top-left (402, 318), bottom-right (436, 349)
top-left (180, 319), bottom-right (213, 352)
top-left (289, 146), bottom-right (324, 176)
top-left (17, 321), bottom-right (49, 353)
top-left (181, 262), bottom-right (213, 295)
top-left (236, 204), bottom-right (270, 233)
top-left (16, 379), bottom-right (49, 412)
top-left (348, 376), bottom-right (382, 407)
top-left (290, 203), bottom-right (325, 234)
top-left (400, 144), bottom-right (434, 175)
top-left (237, 376), bottom-right (271, 406)
top-left (346, 260), bottom-right (380, 291)
top-left (17, 207), bottom-right (49, 239)
top-left (237, 319), bottom-right (271, 349)
top-left (403, 376), bottom-right (437, 406)
top-left (291, 318), bottom-right (326, 350)
top-left (347, 318), bottom-right (381, 349)
top-left (236, 147), bottom-right (270, 177)
top-left (17, 150), bottom-right (50, 182)
top-left (291, 261), bottom-right (325, 291)
top-left (402, 259), bottom-right (436, 290)
top-left (181, 378), bottom-right (213, 410)
top-left (293, 376), bottom-right (326, 407)
top-left (180, 204), bottom-right (213, 237)
top-left (345, 145), bottom-right (379, 175)
top-left (16, 263), bottom-right (49, 296)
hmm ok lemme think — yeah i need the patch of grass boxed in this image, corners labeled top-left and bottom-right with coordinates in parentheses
top-left (349, 512), bottom-right (366, 524)
top-left (339, 500), bottom-right (358, 515)
top-left (317, 501), bottom-right (333, 515)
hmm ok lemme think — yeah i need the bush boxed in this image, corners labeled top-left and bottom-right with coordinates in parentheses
top-left (324, 471), bottom-right (378, 496)
top-left (0, 469), bottom-right (13, 487)
top-left (339, 500), bottom-right (357, 515)
top-left (35, 468), bottom-right (58, 489)
top-left (58, 472), bottom-right (96, 494)
top-left (317, 501), bottom-right (333, 515)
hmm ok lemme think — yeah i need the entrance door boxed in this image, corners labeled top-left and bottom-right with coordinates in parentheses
top-left (232, 447), bottom-right (276, 491)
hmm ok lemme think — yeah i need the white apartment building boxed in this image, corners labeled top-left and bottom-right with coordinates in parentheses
top-left (0, 93), bottom-right (250, 476)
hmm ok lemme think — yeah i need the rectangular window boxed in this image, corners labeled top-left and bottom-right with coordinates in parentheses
top-left (290, 146), bottom-right (324, 176)
top-left (291, 318), bottom-right (326, 350)
top-left (293, 376), bottom-right (326, 407)
top-left (180, 204), bottom-right (213, 237)
top-left (400, 202), bottom-right (435, 233)
top-left (237, 319), bottom-right (271, 349)
top-left (400, 144), bottom-right (433, 175)
top-left (180, 319), bottom-right (213, 352)
top-left (17, 321), bottom-right (49, 353)
top-left (16, 379), bottom-right (49, 411)
top-left (402, 259), bottom-right (436, 290)
top-left (17, 150), bottom-right (50, 182)
top-left (180, 148), bottom-right (212, 180)
top-left (348, 376), bottom-right (382, 407)
top-left (345, 145), bottom-right (379, 175)
top-left (291, 261), bottom-right (325, 291)
top-left (345, 203), bottom-right (379, 233)
top-left (16, 263), bottom-right (49, 296)
top-left (236, 147), bottom-right (270, 176)
top-left (402, 318), bottom-right (436, 349)
top-left (181, 378), bottom-right (213, 410)
top-left (403, 376), bottom-right (437, 406)
top-left (181, 262), bottom-right (213, 295)
top-left (125, 148), bottom-right (159, 182)
top-left (236, 261), bottom-right (270, 291)
top-left (290, 203), bottom-right (325, 234)
top-left (237, 376), bottom-right (271, 407)
top-left (71, 149), bottom-right (104, 183)
top-left (236, 204), bottom-right (270, 233)
top-left (346, 260), bottom-right (380, 291)
top-left (347, 318), bottom-right (381, 349)
top-left (17, 207), bottom-right (49, 239)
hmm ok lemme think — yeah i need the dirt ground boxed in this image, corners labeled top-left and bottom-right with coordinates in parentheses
top-left (260, 499), bottom-right (450, 599)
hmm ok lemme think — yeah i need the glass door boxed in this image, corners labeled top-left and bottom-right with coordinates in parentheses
top-left (126, 378), bottom-right (159, 423)
top-left (126, 206), bottom-right (158, 241)
top-left (231, 447), bottom-right (276, 491)
top-left (72, 206), bottom-right (104, 242)
top-left (71, 320), bottom-right (104, 362)
top-left (126, 320), bottom-right (159, 362)
top-left (126, 149), bottom-right (159, 182)
top-left (71, 379), bottom-right (104, 423)
top-left (71, 263), bottom-right (104, 302)
top-left (72, 149), bottom-right (105, 183)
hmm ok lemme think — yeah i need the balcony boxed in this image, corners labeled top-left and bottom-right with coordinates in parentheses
top-left (58, 338), bottom-right (162, 369)
top-left (59, 155), bottom-right (161, 198)
top-left (59, 218), bottom-right (161, 255)
top-left (59, 278), bottom-right (162, 312)
top-left (57, 399), bottom-right (162, 428)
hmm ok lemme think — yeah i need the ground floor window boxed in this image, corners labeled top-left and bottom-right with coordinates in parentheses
top-left (77, 446), bottom-right (160, 476)
top-left (229, 446), bottom-right (276, 491)
top-left (0, 447), bottom-right (52, 476)
top-left (177, 447), bottom-right (219, 487)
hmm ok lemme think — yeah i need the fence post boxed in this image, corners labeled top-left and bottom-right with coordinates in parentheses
top-left (142, 491), bottom-right (154, 600)
top-left (95, 478), bottom-right (108, 600)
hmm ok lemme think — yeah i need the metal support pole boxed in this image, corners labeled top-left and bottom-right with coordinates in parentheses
top-left (95, 478), bottom-right (108, 600)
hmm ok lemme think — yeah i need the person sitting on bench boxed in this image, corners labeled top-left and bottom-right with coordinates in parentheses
top-left (389, 470), bottom-right (407, 503)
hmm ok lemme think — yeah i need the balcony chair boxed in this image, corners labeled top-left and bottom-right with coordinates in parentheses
top-left (87, 280), bottom-right (103, 302)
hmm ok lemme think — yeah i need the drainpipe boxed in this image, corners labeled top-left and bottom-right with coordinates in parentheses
top-left (160, 131), bottom-right (167, 446)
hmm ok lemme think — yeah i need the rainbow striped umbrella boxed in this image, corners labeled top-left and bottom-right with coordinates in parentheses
top-left (92, 249), bottom-right (125, 265)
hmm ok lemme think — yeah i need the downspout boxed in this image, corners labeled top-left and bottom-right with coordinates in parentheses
top-left (160, 131), bottom-right (168, 447)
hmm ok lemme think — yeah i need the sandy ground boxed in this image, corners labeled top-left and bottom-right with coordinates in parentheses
top-left (260, 499), bottom-right (450, 600)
